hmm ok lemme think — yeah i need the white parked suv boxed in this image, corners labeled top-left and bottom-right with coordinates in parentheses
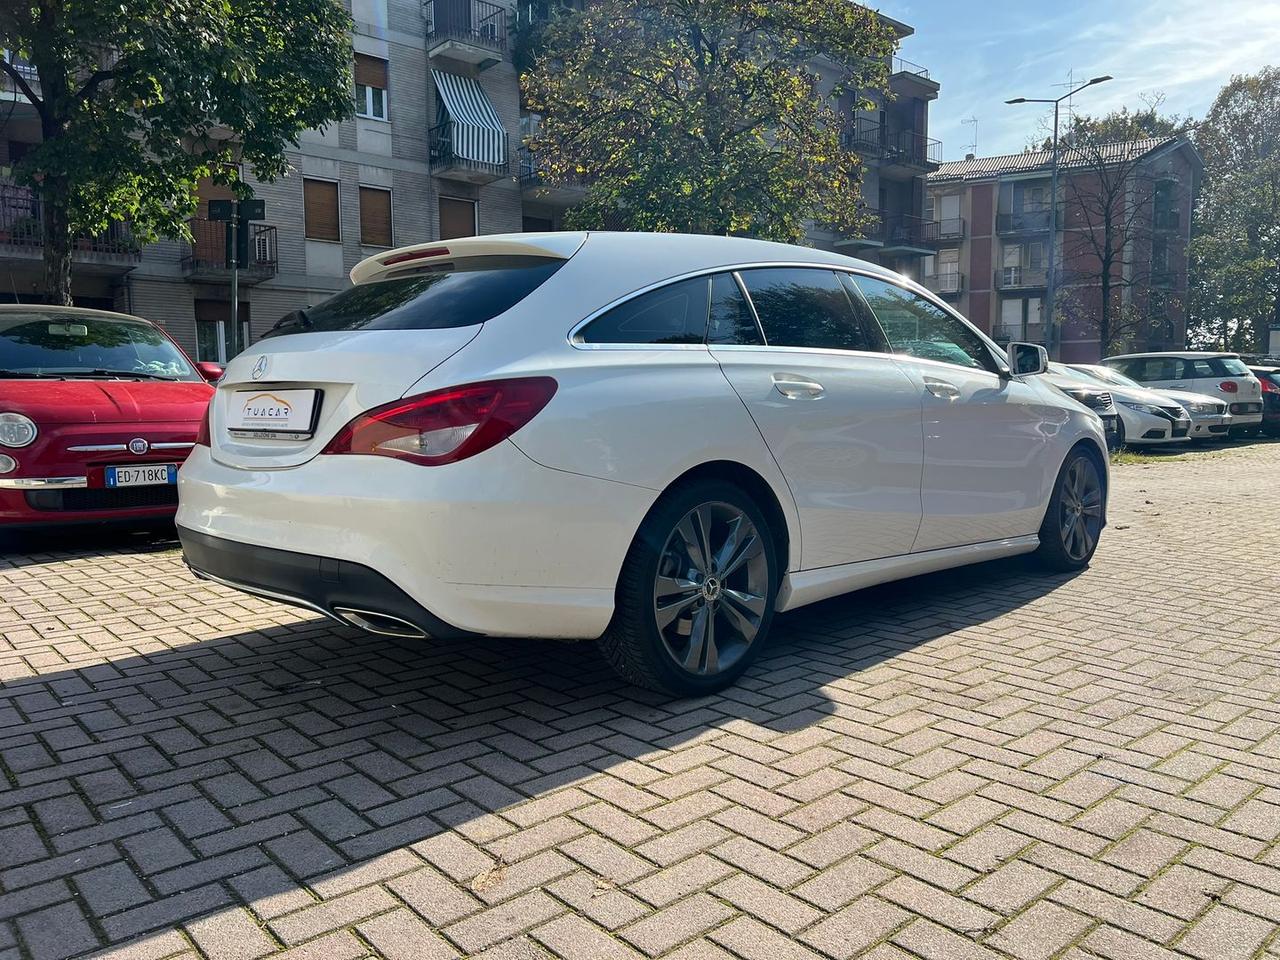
top-left (1103, 352), bottom-right (1263, 438)
top-left (177, 233), bottom-right (1109, 695)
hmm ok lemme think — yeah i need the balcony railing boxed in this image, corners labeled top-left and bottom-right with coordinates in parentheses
top-left (842, 116), bottom-right (885, 155)
top-left (890, 56), bottom-right (930, 79)
top-left (882, 213), bottom-right (939, 250)
top-left (1153, 209), bottom-right (1180, 231)
top-left (935, 217), bottom-right (965, 240)
top-left (424, 0), bottom-right (508, 54)
top-left (0, 52), bottom-right (39, 98)
top-left (996, 208), bottom-right (1054, 233)
top-left (429, 121), bottom-right (509, 182)
top-left (924, 270), bottom-right (964, 295)
top-left (995, 266), bottom-right (1049, 289)
top-left (992, 323), bottom-right (1046, 345)
top-left (884, 130), bottom-right (942, 170)
top-left (181, 218), bottom-right (278, 284)
top-left (0, 181), bottom-right (137, 259)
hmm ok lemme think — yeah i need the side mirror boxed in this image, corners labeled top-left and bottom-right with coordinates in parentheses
top-left (1007, 342), bottom-right (1049, 377)
top-left (195, 361), bottom-right (224, 383)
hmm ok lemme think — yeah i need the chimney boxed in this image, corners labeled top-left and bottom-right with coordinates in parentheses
top-left (965, 153), bottom-right (975, 160)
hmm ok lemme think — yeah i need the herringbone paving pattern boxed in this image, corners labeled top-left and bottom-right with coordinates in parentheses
top-left (2, 442), bottom-right (1279, 959)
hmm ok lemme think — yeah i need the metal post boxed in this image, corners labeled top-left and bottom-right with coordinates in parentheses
top-left (1046, 102), bottom-right (1060, 360)
top-left (229, 202), bottom-right (238, 363)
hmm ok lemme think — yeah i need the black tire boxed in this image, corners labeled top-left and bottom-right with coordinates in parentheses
top-left (1034, 446), bottom-right (1105, 572)
top-left (597, 479), bottom-right (779, 697)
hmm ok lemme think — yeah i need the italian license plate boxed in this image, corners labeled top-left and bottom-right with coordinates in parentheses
top-left (228, 388), bottom-right (320, 439)
top-left (106, 463), bottom-right (178, 487)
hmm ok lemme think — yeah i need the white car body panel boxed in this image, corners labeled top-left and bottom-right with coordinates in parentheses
top-left (177, 232), bottom-right (1110, 642)
top-left (1103, 352), bottom-right (1263, 428)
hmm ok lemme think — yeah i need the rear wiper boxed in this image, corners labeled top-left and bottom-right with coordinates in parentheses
top-left (0, 369), bottom-right (67, 379)
top-left (264, 308), bottom-right (312, 339)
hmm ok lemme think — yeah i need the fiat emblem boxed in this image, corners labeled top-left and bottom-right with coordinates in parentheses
top-left (251, 355), bottom-right (269, 380)
top-left (128, 438), bottom-right (150, 455)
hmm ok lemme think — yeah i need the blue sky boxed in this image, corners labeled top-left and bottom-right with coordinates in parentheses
top-left (887, 0), bottom-right (1280, 160)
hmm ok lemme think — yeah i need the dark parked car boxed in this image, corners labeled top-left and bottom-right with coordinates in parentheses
top-left (1249, 366), bottom-right (1280, 437)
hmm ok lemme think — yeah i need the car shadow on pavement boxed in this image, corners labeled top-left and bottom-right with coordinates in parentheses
top-left (0, 529), bottom-right (1077, 957)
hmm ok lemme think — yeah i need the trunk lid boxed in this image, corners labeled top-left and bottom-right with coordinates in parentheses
top-left (209, 327), bottom-right (481, 469)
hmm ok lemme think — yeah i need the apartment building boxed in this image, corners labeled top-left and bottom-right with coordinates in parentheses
top-left (1, 4), bottom-right (936, 361)
top-left (809, 16), bottom-right (941, 273)
top-left (924, 136), bottom-right (1201, 361)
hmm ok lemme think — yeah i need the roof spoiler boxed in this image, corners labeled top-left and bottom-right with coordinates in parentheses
top-left (350, 232), bottom-right (587, 285)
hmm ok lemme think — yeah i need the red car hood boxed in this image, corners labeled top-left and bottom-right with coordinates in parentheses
top-left (0, 379), bottom-right (213, 424)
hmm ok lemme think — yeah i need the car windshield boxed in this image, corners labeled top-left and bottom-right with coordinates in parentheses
top-left (1067, 364), bottom-right (1141, 389)
top-left (263, 255), bottom-right (566, 338)
top-left (0, 313), bottom-right (197, 381)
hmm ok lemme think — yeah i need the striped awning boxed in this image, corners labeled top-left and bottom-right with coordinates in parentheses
top-left (432, 70), bottom-right (508, 167)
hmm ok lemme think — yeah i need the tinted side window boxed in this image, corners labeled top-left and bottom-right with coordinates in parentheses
top-left (1215, 357), bottom-right (1251, 376)
top-left (837, 273), bottom-right (891, 353)
top-left (707, 273), bottom-right (763, 345)
top-left (1133, 357), bottom-right (1179, 381)
top-left (738, 268), bottom-right (873, 351)
top-left (853, 276), bottom-right (995, 371)
top-left (578, 277), bottom-right (710, 345)
top-left (1185, 359), bottom-right (1216, 378)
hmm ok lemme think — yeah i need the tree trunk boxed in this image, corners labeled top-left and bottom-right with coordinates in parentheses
top-left (40, 178), bottom-right (74, 306)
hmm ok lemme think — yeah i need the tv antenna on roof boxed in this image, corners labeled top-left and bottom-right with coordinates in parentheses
top-left (961, 116), bottom-right (978, 155)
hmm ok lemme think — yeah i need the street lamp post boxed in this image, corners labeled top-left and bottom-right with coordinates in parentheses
top-left (1006, 75), bottom-right (1111, 359)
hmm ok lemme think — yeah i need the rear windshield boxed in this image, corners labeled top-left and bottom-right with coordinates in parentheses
top-left (263, 255), bottom-right (565, 338)
top-left (0, 313), bottom-right (197, 381)
top-left (1217, 357), bottom-right (1251, 376)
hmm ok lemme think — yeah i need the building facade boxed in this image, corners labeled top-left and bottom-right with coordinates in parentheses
top-left (924, 136), bottom-right (1201, 361)
top-left (1, 4), bottom-right (936, 360)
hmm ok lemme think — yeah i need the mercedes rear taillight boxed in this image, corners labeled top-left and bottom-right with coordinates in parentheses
top-left (322, 377), bottom-right (557, 466)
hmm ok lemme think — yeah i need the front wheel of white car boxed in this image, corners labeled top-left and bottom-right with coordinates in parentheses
top-left (1035, 447), bottom-right (1105, 572)
top-left (598, 480), bottom-right (779, 697)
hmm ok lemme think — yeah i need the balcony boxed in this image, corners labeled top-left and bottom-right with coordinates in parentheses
top-left (842, 116), bottom-right (886, 157)
top-left (1153, 209), bottom-right (1180, 231)
top-left (887, 55), bottom-right (940, 100)
top-left (881, 130), bottom-right (942, 178)
top-left (518, 147), bottom-right (587, 205)
top-left (0, 181), bottom-right (139, 273)
top-left (992, 322), bottom-right (1046, 345)
top-left (995, 266), bottom-right (1048, 290)
top-left (924, 270), bottom-right (964, 297)
top-left (0, 52), bottom-right (39, 102)
top-left (882, 214), bottom-right (939, 254)
top-left (1151, 265), bottom-right (1178, 288)
top-left (180, 218), bottom-right (278, 285)
top-left (430, 121), bottom-right (509, 183)
top-left (424, 0), bottom-right (507, 66)
top-left (935, 217), bottom-right (965, 242)
top-left (996, 208), bottom-right (1054, 233)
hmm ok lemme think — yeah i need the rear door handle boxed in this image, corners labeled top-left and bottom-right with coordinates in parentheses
top-left (923, 377), bottom-right (961, 401)
top-left (772, 374), bottom-right (825, 399)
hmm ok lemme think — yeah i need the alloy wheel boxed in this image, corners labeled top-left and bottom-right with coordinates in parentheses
top-left (653, 501), bottom-right (769, 677)
top-left (1059, 457), bottom-right (1103, 561)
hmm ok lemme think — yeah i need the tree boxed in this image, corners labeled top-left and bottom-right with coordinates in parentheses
top-left (1049, 103), bottom-right (1192, 355)
top-left (520, 0), bottom-right (895, 241)
top-left (1190, 68), bottom-right (1280, 352)
top-left (0, 0), bottom-right (354, 304)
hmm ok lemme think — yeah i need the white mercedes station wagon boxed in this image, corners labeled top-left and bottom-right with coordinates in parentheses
top-left (178, 233), bottom-right (1109, 695)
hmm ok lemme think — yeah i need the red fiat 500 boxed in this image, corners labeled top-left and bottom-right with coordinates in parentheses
top-left (0, 305), bottom-right (219, 530)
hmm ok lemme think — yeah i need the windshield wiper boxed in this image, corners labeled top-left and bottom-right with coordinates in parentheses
top-left (0, 369), bottom-right (67, 379)
top-left (74, 369), bottom-right (181, 381)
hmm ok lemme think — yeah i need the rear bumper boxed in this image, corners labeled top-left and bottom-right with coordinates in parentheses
top-left (176, 442), bottom-right (655, 639)
top-left (179, 527), bottom-right (477, 639)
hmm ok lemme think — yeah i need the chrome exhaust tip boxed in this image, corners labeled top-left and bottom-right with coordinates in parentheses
top-left (331, 606), bottom-right (429, 639)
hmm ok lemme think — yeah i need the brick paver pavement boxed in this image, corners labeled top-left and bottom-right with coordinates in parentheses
top-left (2, 442), bottom-right (1280, 960)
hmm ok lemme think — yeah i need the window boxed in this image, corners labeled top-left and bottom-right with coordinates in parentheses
top-left (358, 186), bottom-right (393, 247)
top-left (738, 268), bottom-right (875, 352)
top-left (854, 275), bottom-right (995, 371)
top-left (195, 299), bottom-right (251, 364)
top-left (439, 197), bottom-right (476, 240)
top-left (1184, 359), bottom-right (1215, 378)
top-left (264, 256), bottom-right (566, 338)
top-left (707, 273), bottom-right (762, 345)
top-left (577, 277), bottom-right (709, 345)
top-left (303, 178), bottom-right (340, 242)
top-left (1216, 357), bottom-right (1251, 376)
top-left (1126, 357), bottom-right (1180, 382)
top-left (354, 54), bottom-right (389, 120)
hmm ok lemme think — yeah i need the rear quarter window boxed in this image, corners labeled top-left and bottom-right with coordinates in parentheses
top-left (1214, 357), bottom-right (1251, 376)
top-left (576, 276), bottom-right (710, 345)
top-left (263, 255), bottom-right (565, 338)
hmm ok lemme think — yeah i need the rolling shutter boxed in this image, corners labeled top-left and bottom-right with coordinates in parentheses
top-left (432, 69), bottom-right (507, 167)
top-left (303, 179), bottom-right (340, 241)
top-left (354, 54), bottom-right (388, 89)
top-left (359, 187), bottom-right (393, 247)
